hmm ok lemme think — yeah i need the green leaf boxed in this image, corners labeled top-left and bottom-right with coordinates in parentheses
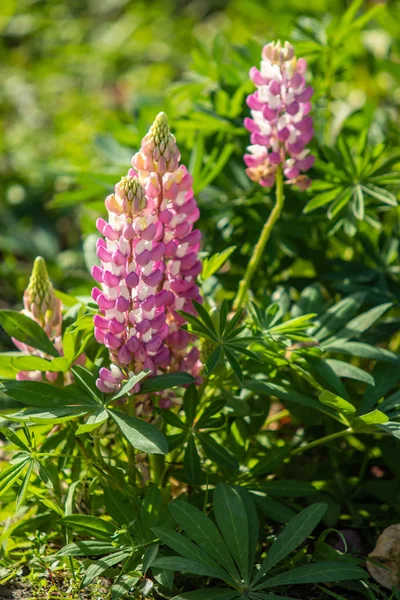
top-left (361, 184), bottom-right (397, 206)
top-left (256, 561), bottom-right (367, 589)
top-left (103, 488), bottom-right (136, 526)
top-left (0, 380), bottom-right (90, 408)
top-left (9, 355), bottom-right (69, 373)
top-left (324, 341), bottom-right (398, 362)
top-left (151, 556), bottom-right (227, 578)
top-left (111, 370), bottom-right (150, 400)
top-left (250, 447), bottom-right (290, 478)
top-left (109, 409), bottom-right (168, 455)
top-left (183, 384), bottom-right (199, 426)
top-left (192, 301), bottom-right (219, 337)
top-left (202, 247), bottom-right (236, 280)
top-left (235, 487), bottom-right (259, 578)
top-left (60, 515), bottom-right (117, 540)
top-left (169, 500), bottom-right (240, 581)
top-left (325, 359), bottom-right (374, 386)
top-left (352, 185), bottom-right (364, 220)
top-left (82, 550), bottom-right (131, 587)
top-left (0, 310), bottom-right (59, 357)
top-left (250, 493), bottom-right (295, 523)
top-left (354, 409), bottom-right (389, 426)
top-left (0, 427), bottom-right (30, 452)
top-left (251, 503), bottom-right (327, 585)
top-left (0, 459), bottom-right (29, 496)
top-left (171, 591), bottom-right (239, 600)
top-left (303, 188), bottom-right (343, 214)
top-left (205, 345), bottom-right (223, 375)
top-left (256, 481), bottom-right (317, 497)
top-left (139, 372), bottom-right (195, 394)
top-left (184, 436), bottom-right (202, 483)
top-left (214, 484), bottom-right (249, 583)
top-left (323, 303), bottom-right (392, 345)
top-left (6, 407), bottom-right (90, 424)
top-left (71, 365), bottom-right (103, 401)
top-left (16, 460), bottom-right (33, 509)
top-left (224, 348), bottom-right (244, 385)
top-left (152, 527), bottom-right (232, 583)
top-left (219, 300), bottom-right (229, 337)
top-left (360, 362), bottom-right (400, 414)
top-left (312, 294), bottom-right (364, 342)
top-left (57, 541), bottom-right (119, 557)
top-left (319, 390), bottom-right (356, 416)
top-left (197, 432), bottom-right (238, 469)
top-left (75, 409), bottom-right (108, 435)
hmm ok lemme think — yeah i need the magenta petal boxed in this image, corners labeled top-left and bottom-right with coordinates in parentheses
top-left (126, 271), bottom-right (139, 288)
top-left (143, 269), bottom-right (163, 287)
top-left (91, 265), bottom-right (104, 284)
top-left (103, 271), bottom-right (120, 287)
top-left (116, 296), bottom-right (130, 312)
top-left (104, 332), bottom-right (121, 350)
top-left (118, 345), bottom-right (133, 365)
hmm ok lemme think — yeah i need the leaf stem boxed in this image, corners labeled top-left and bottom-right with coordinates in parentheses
top-left (290, 427), bottom-right (353, 457)
top-left (233, 166), bottom-right (285, 310)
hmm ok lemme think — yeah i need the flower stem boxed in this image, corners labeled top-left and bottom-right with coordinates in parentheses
top-left (233, 166), bottom-right (285, 310)
top-left (290, 427), bottom-right (353, 457)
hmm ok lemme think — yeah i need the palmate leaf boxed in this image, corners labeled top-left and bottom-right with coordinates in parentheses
top-left (152, 527), bottom-right (233, 584)
top-left (168, 499), bottom-right (240, 581)
top-left (251, 503), bottom-right (327, 585)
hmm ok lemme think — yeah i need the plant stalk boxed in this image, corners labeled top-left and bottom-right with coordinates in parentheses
top-left (290, 427), bottom-right (353, 457)
top-left (233, 166), bottom-right (285, 310)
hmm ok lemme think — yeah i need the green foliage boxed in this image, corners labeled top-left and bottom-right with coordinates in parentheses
top-left (0, 0), bottom-right (400, 598)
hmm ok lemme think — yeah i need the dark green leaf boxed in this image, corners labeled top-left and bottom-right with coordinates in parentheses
top-left (256, 561), bottom-right (367, 589)
top-left (109, 409), bottom-right (168, 455)
top-left (139, 372), bottom-right (195, 394)
top-left (197, 432), bottom-right (239, 469)
top-left (0, 310), bottom-right (59, 357)
top-left (214, 484), bottom-right (249, 582)
top-left (252, 503), bottom-right (327, 585)
top-left (184, 436), bottom-right (202, 483)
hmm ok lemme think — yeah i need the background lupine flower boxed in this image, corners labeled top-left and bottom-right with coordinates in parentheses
top-left (13, 257), bottom-right (84, 383)
top-left (244, 40), bottom-right (315, 190)
top-left (93, 113), bottom-right (202, 405)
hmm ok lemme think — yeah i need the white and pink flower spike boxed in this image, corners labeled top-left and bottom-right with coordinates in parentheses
top-left (92, 113), bottom-right (202, 403)
top-left (244, 40), bottom-right (315, 190)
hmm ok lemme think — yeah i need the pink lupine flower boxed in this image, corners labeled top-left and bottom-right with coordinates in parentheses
top-left (244, 40), bottom-right (315, 190)
top-left (13, 257), bottom-right (83, 383)
top-left (93, 113), bottom-right (202, 404)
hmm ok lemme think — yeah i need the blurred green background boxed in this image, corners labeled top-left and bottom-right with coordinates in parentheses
top-left (1, 0), bottom-right (399, 343)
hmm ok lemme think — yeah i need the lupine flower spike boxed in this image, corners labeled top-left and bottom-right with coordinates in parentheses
top-left (244, 40), bottom-right (315, 190)
top-left (13, 257), bottom-right (82, 383)
top-left (92, 113), bottom-right (202, 406)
